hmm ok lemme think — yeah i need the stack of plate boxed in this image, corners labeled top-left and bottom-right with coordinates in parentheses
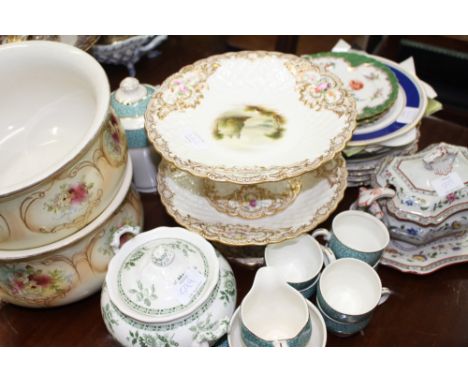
top-left (304, 52), bottom-right (427, 187)
top-left (145, 51), bottom-right (357, 266)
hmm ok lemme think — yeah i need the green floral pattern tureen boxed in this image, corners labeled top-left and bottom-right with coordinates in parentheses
top-left (101, 226), bottom-right (236, 346)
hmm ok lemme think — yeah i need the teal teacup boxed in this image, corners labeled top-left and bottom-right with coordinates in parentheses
top-left (316, 298), bottom-right (371, 337)
top-left (312, 210), bottom-right (390, 266)
top-left (316, 258), bottom-right (391, 324)
top-left (298, 277), bottom-right (319, 299)
top-left (265, 234), bottom-right (335, 291)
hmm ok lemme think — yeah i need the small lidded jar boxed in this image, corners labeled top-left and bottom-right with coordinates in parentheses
top-left (111, 77), bottom-right (160, 193)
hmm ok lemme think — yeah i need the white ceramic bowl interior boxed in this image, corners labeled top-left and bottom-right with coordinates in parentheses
top-left (333, 211), bottom-right (390, 253)
top-left (320, 258), bottom-right (382, 315)
top-left (241, 267), bottom-right (308, 340)
top-left (265, 234), bottom-right (323, 282)
top-left (0, 41), bottom-right (109, 195)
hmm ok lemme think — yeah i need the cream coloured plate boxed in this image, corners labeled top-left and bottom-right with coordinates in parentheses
top-left (157, 155), bottom-right (347, 246)
top-left (227, 300), bottom-right (327, 347)
top-left (146, 51), bottom-right (356, 184)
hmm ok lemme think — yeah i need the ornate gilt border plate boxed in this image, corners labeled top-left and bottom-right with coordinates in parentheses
top-left (146, 51), bottom-right (356, 184)
top-left (157, 155), bottom-right (347, 246)
top-left (304, 52), bottom-right (398, 121)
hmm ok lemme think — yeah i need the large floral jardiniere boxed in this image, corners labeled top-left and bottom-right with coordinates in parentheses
top-left (101, 226), bottom-right (237, 346)
top-left (0, 41), bottom-right (127, 251)
top-left (0, 160), bottom-right (142, 308)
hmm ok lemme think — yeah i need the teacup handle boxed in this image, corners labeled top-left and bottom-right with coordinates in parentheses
top-left (272, 339), bottom-right (289, 347)
top-left (311, 228), bottom-right (331, 243)
top-left (378, 287), bottom-right (392, 306)
top-left (320, 245), bottom-right (336, 266)
top-left (110, 225), bottom-right (142, 255)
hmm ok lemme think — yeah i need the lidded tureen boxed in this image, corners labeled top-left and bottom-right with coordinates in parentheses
top-left (357, 143), bottom-right (468, 244)
top-left (101, 226), bottom-right (236, 346)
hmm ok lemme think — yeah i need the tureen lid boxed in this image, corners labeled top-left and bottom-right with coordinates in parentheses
top-left (111, 77), bottom-right (156, 119)
top-left (106, 226), bottom-right (220, 323)
top-left (374, 143), bottom-right (468, 225)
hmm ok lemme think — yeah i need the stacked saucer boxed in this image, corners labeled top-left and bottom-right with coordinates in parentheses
top-left (304, 52), bottom-right (427, 187)
top-left (145, 51), bottom-right (356, 265)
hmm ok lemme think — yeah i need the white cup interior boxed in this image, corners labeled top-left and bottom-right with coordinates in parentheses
top-left (320, 258), bottom-right (382, 315)
top-left (333, 211), bottom-right (390, 253)
top-left (265, 234), bottom-right (323, 283)
top-left (0, 41), bottom-right (109, 195)
top-left (241, 267), bottom-right (309, 340)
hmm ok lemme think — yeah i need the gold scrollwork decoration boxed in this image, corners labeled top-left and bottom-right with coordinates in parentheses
top-left (0, 214), bottom-right (11, 243)
top-left (202, 178), bottom-right (302, 220)
top-left (19, 161), bottom-right (104, 234)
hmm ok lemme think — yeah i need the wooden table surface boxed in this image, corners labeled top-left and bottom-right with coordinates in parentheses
top-left (1, 37), bottom-right (468, 346)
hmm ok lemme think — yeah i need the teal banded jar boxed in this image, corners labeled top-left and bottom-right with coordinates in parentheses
top-left (111, 77), bottom-right (160, 193)
top-left (110, 77), bottom-right (157, 149)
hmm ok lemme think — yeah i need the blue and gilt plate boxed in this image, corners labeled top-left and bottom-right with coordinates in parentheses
top-left (348, 56), bottom-right (427, 147)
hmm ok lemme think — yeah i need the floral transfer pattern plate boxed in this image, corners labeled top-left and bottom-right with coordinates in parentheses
top-left (146, 51), bottom-right (356, 184)
top-left (381, 231), bottom-right (468, 275)
top-left (157, 155), bottom-right (347, 246)
top-left (304, 52), bottom-right (398, 121)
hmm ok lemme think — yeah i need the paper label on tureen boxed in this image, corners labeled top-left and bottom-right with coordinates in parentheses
top-left (431, 172), bottom-right (464, 198)
top-left (175, 268), bottom-right (206, 305)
